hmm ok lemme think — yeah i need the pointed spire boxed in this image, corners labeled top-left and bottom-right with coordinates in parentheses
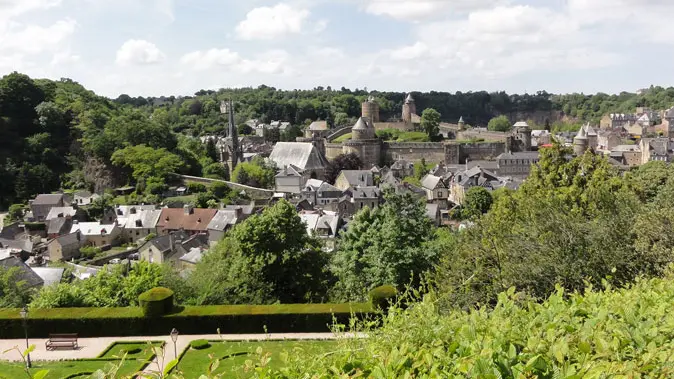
top-left (575, 125), bottom-right (587, 139)
top-left (458, 116), bottom-right (465, 124)
top-left (353, 117), bottom-right (369, 130)
top-left (405, 93), bottom-right (414, 103)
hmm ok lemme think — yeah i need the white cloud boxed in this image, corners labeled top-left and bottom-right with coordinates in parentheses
top-left (115, 39), bottom-right (166, 66)
top-left (240, 49), bottom-right (292, 75)
top-left (51, 50), bottom-right (81, 66)
top-left (0, 19), bottom-right (77, 55)
top-left (235, 3), bottom-right (310, 40)
top-left (0, 0), bottom-right (63, 20)
top-left (390, 42), bottom-right (428, 60)
top-left (180, 48), bottom-right (241, 70)
top-left (363, 0), bottom-right (499, 21)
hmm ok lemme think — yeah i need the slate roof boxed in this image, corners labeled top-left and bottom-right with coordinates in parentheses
top-left (269, 142), bottom-right (329, 172)
top-left (425, 203), bottom-right (439, 220)
top-left (0, 256), bottom-right (43, 288)
top-left (352, 117), bottom-right (371, 130)
top-left (179, 247), bottom-right (204, 264)
top-left (316, 214), bottom-right (340, 236)
top-left (317, 182), bottom-right (341, 194)
top-left (71, 222), bottom-right (118, 236)
top-left (497, 151), bottom-right (541, 160)
top-left (339, 170), bottom-right (374, 187)
top-left (0, 238), bottom-right (33, 253)
top-left (303, 179), bottom-right (325, 190)
top-left (207, 210), bottom-right (238, 232)
top-left (32, 194), bottom-right (64, 206)
top-left (276, 164), bottom-right (304, 177)
top-left (379, 171), bottom-right (401, 187)
top-left (74, 190), bottom-right (93, 198)
top-left (300, 213), bottom-right (321, 236)
top-left (32, 267), bottom-right (65, 287)
top-left (52, 231), bottom-right (82, 247)
top-left (513, 121), bottom-right (530, 129)
top-left (47, 217), bottom-right (72, 235)
top-left (405, 93), bottom-right (414, 103)
top-left (157, 208), bottom-right (217, 232)
top-left (421, 175), bottom-right (445, 190)
top-left (350, 186), bottom-right (380, 199)
top-left (124, 209), bottom-right (162, 230)
top-left (575, 126), bottom-right (588, 139)
top-left (46, 207), bottom-right (77, 221)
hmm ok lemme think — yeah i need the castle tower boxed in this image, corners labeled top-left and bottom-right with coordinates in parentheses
top-left (402, 93), bottom-right (416, 124)
top-left (515, 121), bottom-right (532, 151)
top-left (665, 107), bottom-right (674, 138)
top-left (573, 125), bottom-right (589, 156)
top-left (343, 117), bottom-right (380, 168)
top-left (352, 117), bottom-right (376, 140)
top-left (362, 96), bottom-right (380, 123)
top-left (458, 116), bottom-right (465, 131)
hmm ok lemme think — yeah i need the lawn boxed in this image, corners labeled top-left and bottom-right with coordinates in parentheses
top-left (174, 340), bottom-right (338, 378)
top-left (164, 194), bottom-right (197, 204)
top-left (333, 133), bottom-right (352, 143)
top-left (0, 341), bottom-right (162, 379)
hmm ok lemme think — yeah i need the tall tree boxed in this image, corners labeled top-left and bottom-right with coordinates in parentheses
top-left (487, 115), bottom-right (512, 132)
top-left (421, 108), bottom-right (441, 141)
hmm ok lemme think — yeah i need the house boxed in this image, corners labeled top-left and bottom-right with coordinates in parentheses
top-left (322, 197), bottom-right (358, 219)
top-left (0, 238), bottom-right (32, 262)
top-left (178, 247), bottom-right (204, 270)
top-left (45, 207), bottom-right (78, 222)
top-left (392, 182), bottom-right (427, 201)
top-left (299, 211), bottom-right (341, 251)
top-left (73, 191), bottom-right (100, 206)
top-left (0, 256), bottom-right (44, 289)
top-left (30, 194), bottom-right (65, 222)
top-left (114, 205), bottom-right (158, 227)
top-left (122, 208), bottom-right (162, 243)
top-left (426, 203), bottom-right (441, 227)
top-left (139, 231), bottom-right (208, 265)
top-left (429, 163), bottom-right (448, 177)
top-left (304, 120), bottom-right (330, 138)
top-left (379, 171), bottom-right (401, 188)
top-left (269, 142), bottom-right (329, 180)
top-left (70, 221), bottom-right (121, 247)
top-left (390, 160), bottom-right (414, 178)
top-left (344, 186), bottom-right (381, 211)
top-left (335, 170), bottom-right (374, 191)
top-left (301, 180), bottom-right (342, 206)
top-left (531, 130), bottom-right (552, 147)
top-left (47, 231), bottom-right (83, 261)
top-left (32, 267), bottom-right (65, 287)
top-left (496, 151), bottom-right (540, 176)
top-left (596, 130), bottom-right (622, 152)
top-left (449, 166), bottom-right (500, 205)
top-left (275, 165), bottom-right (307, 194)
top-left (156, 206), bottom-right (218, 235)
top-left (420, 174), bottom-right (449, 207)
top-left (207, 208), bottom-right (246, 245)
top-left (640, 137), bottom-right (674, 163)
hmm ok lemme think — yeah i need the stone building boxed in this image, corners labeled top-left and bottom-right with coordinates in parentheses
top-left (341, 117), bottom-right (382, 168)
top-left (402, 93), bottom-right (420, 125)
top-left (573, 126), bottom-right (590, 156)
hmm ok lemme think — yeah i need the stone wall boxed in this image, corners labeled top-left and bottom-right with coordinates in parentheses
top-left (373, 121), bottom-right (412, 131)
top-left (444, 142), bottom-right (507, 164)
top-left (383, 142), bottom-right (446, 163)
top-left (456, 130), bottom-right (509, 142)
top-left (325, 143), bottom-right (343, 160)
top-left (178, 175), bottom-right (274, 199)
top-left (343, 140), bottom-right (381, 168)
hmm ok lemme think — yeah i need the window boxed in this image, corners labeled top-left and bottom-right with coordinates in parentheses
top-left (438, 192), bottom-right (443, 198)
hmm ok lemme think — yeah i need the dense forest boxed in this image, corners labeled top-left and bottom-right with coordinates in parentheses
top-left (3, 71), bottom-right (674, 209)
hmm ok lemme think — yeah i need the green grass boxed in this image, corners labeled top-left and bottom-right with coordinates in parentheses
top-left (164, 194), bottom-right (197, 204)
top-left (332, 133), bottom-right (352, 142)
top-left (0, 341), bottom-right (162, 379)
top-left (174, 340), bottom-right (338, 378)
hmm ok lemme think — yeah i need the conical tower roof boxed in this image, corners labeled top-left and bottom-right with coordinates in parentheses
top-left (353, 117), bottom-right (370, 130)
top-left (405, 93), bottom-right (414, 103)
top-left (458, 116), bottom-right (465, 123)
top-left (575, 125), bottom-right (587, 139)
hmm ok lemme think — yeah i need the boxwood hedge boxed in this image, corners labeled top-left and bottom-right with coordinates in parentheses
top-left (0, 303), bottom-right (371, 338)
top-left (138, 287), bottom-right (174, 317)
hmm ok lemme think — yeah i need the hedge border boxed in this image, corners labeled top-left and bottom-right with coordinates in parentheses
top-left (96, 340), bottom-right (165, 358)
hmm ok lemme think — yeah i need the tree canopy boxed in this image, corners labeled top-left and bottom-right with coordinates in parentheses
top-left (487, 115), bottom-right (512, 132)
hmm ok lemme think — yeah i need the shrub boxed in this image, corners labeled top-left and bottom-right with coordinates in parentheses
top-left (190, 339), bottom-right (210, 350)
top-left (120, 347), bottom-right (142, 355)
top-left (187, 182), bottom-right (207, 193)
top-left (80, 246), bottom-right (102, 259)
top-left (369, 285), bottom-right (398, 311)
top-left (138, 287), bottom-right (174, 317)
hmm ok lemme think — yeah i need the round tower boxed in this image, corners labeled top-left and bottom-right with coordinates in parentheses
top-left (352, 117), bottom-right (376, 140)
top-left (362, 96), bottom-right (380, 123)
top-left (402, 93), bottom-right (416, 124)
top-left (344, 117), bottom-right (381, 168)
top-left (573, 126), bottom-right (589, 156)
top-left (458, 116), bottom-right (465, 131)
top-left (516, 121), bottom-right (532, 151)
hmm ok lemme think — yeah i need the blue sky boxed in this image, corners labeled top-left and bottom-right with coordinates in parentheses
top-left (1, 0), bottom-right (673, 97)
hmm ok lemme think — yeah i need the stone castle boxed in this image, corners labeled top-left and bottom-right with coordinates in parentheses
top-left (300, 95), bottom-right (533, 168)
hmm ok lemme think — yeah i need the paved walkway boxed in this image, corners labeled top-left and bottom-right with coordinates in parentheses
top-left (0, 332), bottom-right (363, 373)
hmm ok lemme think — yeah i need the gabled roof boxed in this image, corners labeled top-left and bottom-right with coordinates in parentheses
top-left (32, 194), bottom-right (64, 206)
top-left (71, 222), bottom-right (119, 236)
top-left (317, 182), bottom-right (341, 194)
top-left (179, 247), bottom-right (204, 264)
top-left (32, 267), bottom-right (65, 287)
top-left (425, 203), bottom-right (439, 220)
top-left (303, 179), bottom-right (325, 191)
top-left (46, 207), bottom-right (77, 221)
top-left (0, 256), bottom-right (43, 288)
top-left (339, 170), bottom-right (374, 187)
top-left (497, 151), bottom-right (540, 160)
top-left (207, 210), bottom-right (239, 231)
top-left (349, 186), bottom-right (380, 199)
top-left (269, 142), bottom-right (329, 172)
top-left (47, 217), bottom-right (72, 235)
top-left (51, 231), bottom-right (81, 247)
top-left (157, 208), bottom-right (218, 232)
top-left (421, 175), bottom-right (446, 190)
top-left (124, 209), bottom-right (162, 230)
top-left (316, 214), bottom-right (340, 236)
top-left (276, 164), bottom-right (304, 177)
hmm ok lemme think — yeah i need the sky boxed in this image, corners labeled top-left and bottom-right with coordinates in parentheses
top-left (1, 0), bottom-right (673, 98)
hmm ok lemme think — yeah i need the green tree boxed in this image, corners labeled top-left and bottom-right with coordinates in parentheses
top-left (203, 162), bottom-right (229, 180)
top-left (208, 181), bottom-right (231, 199)
top-left (463, 187), bottom-right (493, 219)
top-left (237, 124), bottom-right (254, 135)
top-left (324, 153), bottom-right (363, 184)
top-left (487, 115), bottom-right (512, 132)
top-left (331, 191), bottom-right (438, 301)
top-left (231, 156), bottom-right (275, 189)
top-left (190, 199), bottom-right (332, 304)
top-left (111, 144), bottom-right (185, 184)
top-left (205, 139), bottom-right (218, 163)
top-left (420, 108), bottom-right (441, 141)
top-left (414, 158), bottom-right (429, 180)
top-left (0, 266), bottom-right (35, 307)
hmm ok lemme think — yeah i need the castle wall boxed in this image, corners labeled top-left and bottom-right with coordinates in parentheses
top-left (444, 142), bottom-right (507, 164)
top-left (383, 142), bottom-right (446, 163)
top-left (373, 122), bottom-right (412, 132)
top-left (343, 140), bottom-right (381, 168)
top-left (456, 130), bottom-right (509, 142)
top-left (325, 143), bottom-right (343, 160)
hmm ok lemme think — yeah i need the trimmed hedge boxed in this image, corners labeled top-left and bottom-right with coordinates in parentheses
top-left (369, 285), bottom-right (398, 311)
top-left (190, 339), bottom-right (210, 350)
top-left (0, 303), bottom-right (371, 338)
top-left (138, 287), bottom-right (174, 317)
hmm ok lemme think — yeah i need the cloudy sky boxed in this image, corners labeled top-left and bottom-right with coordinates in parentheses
top-left (1, 0), bottom-right (672, 97)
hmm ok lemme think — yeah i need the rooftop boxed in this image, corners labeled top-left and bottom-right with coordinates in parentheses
top-left (32, 194), bottom-right (64, 206)
top-left (269, 142), bottom-right (329, 172)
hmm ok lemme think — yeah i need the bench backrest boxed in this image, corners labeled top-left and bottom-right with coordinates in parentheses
top-left (49, 333), bottom-right (78, 340)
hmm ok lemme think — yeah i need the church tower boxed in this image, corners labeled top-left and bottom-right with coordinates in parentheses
top-left (220, 99), bottom-right (241, 176)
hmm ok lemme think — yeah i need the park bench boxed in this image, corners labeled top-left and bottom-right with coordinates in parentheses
top-left (45, 333), bottom-right (78, 350)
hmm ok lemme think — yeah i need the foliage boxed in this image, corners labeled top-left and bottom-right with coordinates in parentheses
top-left (487, 115), bottom-right (512, 132)
top-left (0, 266), bottom-right (35, 308)
top-left (413, 158), bottom-right (429, 180)
top-left (420, 108), bottom-right (441, 141)
top-left (208, 182), bottom-right (230, 199)
top-left (368, 285), bottom-right (398, 311)
top-left (324, 153), bottom-right (363, 184)
top-left (138, 287), bottom-right (174, 317)
top-left (462, 186), bottom-right (493, 219)
top-left (80, 246), bottom-right (102, 259)
top-left (331, 192), bottom-right (438, 301)
top-left (30, 261), bottom-right (164, 308)
top-left (111, 144), bottom-right (184, 186)
top-left (231, 156), bottom-right (276, 189)
top-left (5, 204), bottom-right (25, 224)
top-left (189, 339), bottom-right (210, 350)
top-left (189, 199), bottom-right (332, 305)
top-left (186, 182), bottom-right (207, 193)
top-left (202, 163), bottom-right (228, 180)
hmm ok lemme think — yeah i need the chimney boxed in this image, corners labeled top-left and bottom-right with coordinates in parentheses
top-left (130, 207), bottom-right (136, 214)
top-left (169, 233), bottom-right (175, 252)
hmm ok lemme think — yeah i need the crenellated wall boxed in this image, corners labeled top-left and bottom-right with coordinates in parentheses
top-left (383, 142), bottom-right (447, 163)
top-left (444, 142), bottom-right (507, 164)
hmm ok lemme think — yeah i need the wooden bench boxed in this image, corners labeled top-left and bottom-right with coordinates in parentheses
top-left (45, 333), bottom-right (78, 350)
